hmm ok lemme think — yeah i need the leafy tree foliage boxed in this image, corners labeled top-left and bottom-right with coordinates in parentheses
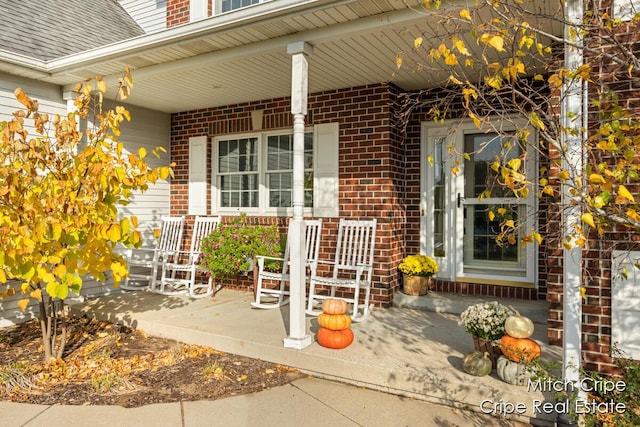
top-left (0, 69), bottom-right (172, 360)
top-left (396, 0), bottom-right (640, 254)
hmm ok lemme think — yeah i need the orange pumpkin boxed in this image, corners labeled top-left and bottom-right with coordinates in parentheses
top-left (321, 299), bottom-right (348, 315)
top-left (318, 313), bottom-right (352, 331)
top-left (317, 327), bottom-right (354, 349)
top-left (500, 335), bottom-right (541, 363)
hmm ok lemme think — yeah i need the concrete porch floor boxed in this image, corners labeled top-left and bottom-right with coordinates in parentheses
top-left (71, 289), bottom-right (560, 426)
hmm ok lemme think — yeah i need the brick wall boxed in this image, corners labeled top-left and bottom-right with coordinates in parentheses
top-left (167, 0), bottom-right (213, 28)
top-left (170, 83), bottom-right (405, 305)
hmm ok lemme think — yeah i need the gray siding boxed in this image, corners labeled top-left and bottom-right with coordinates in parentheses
top-left (119, 0), bottom-right (167, 33)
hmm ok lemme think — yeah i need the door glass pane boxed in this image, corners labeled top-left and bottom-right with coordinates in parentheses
top-left (463, 133), bottom-right (526, 274)
top-left (434, 137), bottom-right (446, 258)
top-left (464, 133), bottom-right (522, 198)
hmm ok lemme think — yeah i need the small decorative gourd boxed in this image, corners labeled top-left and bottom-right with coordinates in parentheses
top-left (318, 313), bottom-right (352, 331)
top-left (504, 306), bottom-right (535, 339)
top-left (321, 299), bottom-right (348, 315)
top-left (317, 327), bottom-right (354, 349)
top-left (496, 355), bottom-right (533, 386)
top-left (462, 351), bottom-right (492, 377)
top-left (500, 335), bottom-right (541, 363)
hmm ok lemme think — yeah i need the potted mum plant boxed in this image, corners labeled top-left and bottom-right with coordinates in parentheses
top-left (199, 214), bottom-right (282, 280)
top-left (458, 301), bottom-right (514, 368)
top-left (398, 254), bottom-right (438, 296)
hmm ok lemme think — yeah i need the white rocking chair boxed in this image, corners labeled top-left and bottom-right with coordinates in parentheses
top-left (251, 219), bottom-right (323, 309)
top-left (121, 216), bottom-right (185, 291)
top-left (306, 218), bottom-right (377, 322)
top-left (154, 215), bottom-right (222, 298)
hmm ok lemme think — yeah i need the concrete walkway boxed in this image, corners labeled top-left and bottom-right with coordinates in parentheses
top-left (2, 290), bottom-right (560, 426)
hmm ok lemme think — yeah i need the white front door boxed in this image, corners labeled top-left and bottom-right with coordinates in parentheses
top-left (421, 120), bottom-right (537, 286)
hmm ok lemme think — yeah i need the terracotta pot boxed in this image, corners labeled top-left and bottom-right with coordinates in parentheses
top-left (402, 274), bottom-right (431, 296)
top-left (472, 335), bottom-right (503, 369)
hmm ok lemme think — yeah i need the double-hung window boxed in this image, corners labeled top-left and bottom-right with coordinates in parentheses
top-left (214, 131), bottom-right (313, 213)
top-left (188, 123), bottom-right (338, 217)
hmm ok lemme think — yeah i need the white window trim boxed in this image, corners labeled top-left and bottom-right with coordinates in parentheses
top-left (190, 0), bottom-right (208, 22)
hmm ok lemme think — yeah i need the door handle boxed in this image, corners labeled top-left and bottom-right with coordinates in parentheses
top-left (457, 193), bottom-right (465, 208)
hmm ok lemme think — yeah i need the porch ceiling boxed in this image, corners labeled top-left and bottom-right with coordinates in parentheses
top-left (15, 0), bottom-right (560, 114)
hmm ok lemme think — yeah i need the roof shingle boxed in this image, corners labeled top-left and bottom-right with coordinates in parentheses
top-left (0, 0), bottom-right (145, 61)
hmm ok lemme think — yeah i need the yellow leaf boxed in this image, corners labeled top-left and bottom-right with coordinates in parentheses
top-left (559, 170), bottom-right (570, 181)
top-left (414, 37), bottom-right (423, 49)
top-left (0, 269), bottom-right (5, 283)
top-left (138, 147), bottom-right (147, 159)
top-left (504, 220), bottom-right (515, 228)
top-left (159, 167), bottom-right (170, 180)
top-left (580, 287), bottom-right (587, 300)
top-left (488, 211), bottom-right (495, 221)
top-left (445, 53), bottom-right (458, 66)
top-left (498, 208), bottom-right (507, 215)
top-left (107, 225), bottom-right (122, 242)
top-left (589, 174), bottom-right (606, 184)
top-left (563, 242), bottom-right (573, 250)
top-left (17, 298), bottom-right (29, 312)
top-left (30, 288), bottom-right (42, 301)
top-left (427, 155), bottom-right (434, 166)
top-left (53, 264), bottom-right (67, 278)
top-left (618, 185), bottom-right (635, 203)
top-left (533, 232), bottom-right (543, 244)
top-left (481, 34), bottom-right (505, 52)
top-left (460, 9), bottom-right (471, 20)
top-left (581, 213), bottom-right (595, 228)
top-left (454, 39), bottom-right (470, 56)
top-left (395, 54), bottom-right (403, 69)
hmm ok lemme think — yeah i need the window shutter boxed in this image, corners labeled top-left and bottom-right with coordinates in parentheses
top-left (189, 136), bottom-right (208, 215)
top-left (313, 123), bottom-right (339, 217)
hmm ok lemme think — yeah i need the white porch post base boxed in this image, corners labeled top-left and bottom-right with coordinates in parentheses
top-left (283, 335), bottom-right (313, 349)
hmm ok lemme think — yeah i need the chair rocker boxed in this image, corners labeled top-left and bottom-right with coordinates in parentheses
top-left (251, 219), bottom-right (323, 309)
top-left (121, 216), bottom-right (185, 291)
top-left (306, 218), bottom-right (377, 322)
top-left (154, 215), bottom-right (222, 298)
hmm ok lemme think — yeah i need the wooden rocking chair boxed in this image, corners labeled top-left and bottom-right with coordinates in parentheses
top-left (306, 218), bottom-right (377, 322)
top-left (121, 216), bottom-right (185, 291)
top-left (251, 219), bottom-right (323, 309)
top-left (154, 215), bottom-right (222, 298)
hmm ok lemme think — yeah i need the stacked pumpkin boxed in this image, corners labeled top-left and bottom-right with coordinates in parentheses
top-left (316, 299), bottom-right (354, 349)
top-left (497, 308), bottom-right (541, 385)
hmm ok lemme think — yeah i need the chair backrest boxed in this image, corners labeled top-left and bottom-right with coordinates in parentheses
top-left (158, 216), bottom-right (185, 252)
top-left (304, 219), bottom-right (323, 274)
top-left (280, 219), bottom-right (323, 274)
top-left (332, 218), bottom-right (377, 280)
top-left (190, 216), bottom-right (221, 262)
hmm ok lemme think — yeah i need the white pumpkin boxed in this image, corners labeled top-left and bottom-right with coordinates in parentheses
top-left (496, 355), bottom-right (533, 386)
top-left (504, 307), bottom-right (535, 339)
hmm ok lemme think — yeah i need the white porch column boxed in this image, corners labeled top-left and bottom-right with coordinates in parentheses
top-left (283, 41), bottom-right (313, 350)
top-left (561, 0), bottom-right (584, 394)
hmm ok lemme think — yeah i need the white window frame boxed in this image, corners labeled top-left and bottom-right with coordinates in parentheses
top-left (211, 129), bottom-right (313, 216)
top-left (214, 0), bottom-right (266, 15)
